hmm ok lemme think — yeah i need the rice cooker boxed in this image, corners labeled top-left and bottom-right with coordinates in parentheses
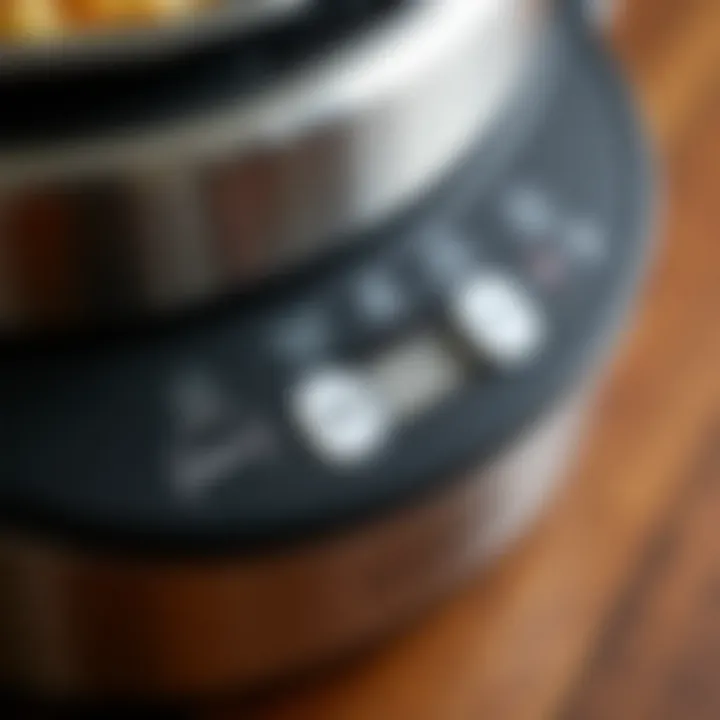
top-left (0, 0), bottom-right (654, 708)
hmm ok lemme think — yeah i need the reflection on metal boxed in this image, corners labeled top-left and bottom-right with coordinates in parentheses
top-left (0, 0), bottom-right (548, 332)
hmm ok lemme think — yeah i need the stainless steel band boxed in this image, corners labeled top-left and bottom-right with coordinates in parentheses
top-left (0, 0), bottom-right (549, 331)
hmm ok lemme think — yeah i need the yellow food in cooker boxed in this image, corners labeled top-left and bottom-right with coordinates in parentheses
top-left (0, 0), bottom-right (215, 41)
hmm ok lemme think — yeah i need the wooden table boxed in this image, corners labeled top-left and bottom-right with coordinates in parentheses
top-left (208, 2), bottom-right (720, 718)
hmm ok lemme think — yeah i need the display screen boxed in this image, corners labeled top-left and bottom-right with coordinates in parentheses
top-left (368, 334), bottom-right (467, 420)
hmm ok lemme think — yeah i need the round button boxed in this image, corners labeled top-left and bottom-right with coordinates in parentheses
top-left (414, 225), bottom-right (477, 288)
top-left (451, 270), bottom-right (548, 369)
top-left (270, 306), bottom-right (331, 367)
top-left (352, 269), bottom-right (408, 329)
top-left (291, 370), bottom-right (392, 467)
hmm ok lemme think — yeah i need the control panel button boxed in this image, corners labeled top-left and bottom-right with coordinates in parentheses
top-left (270, 306), bottom-right (331, 366)
top-left (451, 271), bottom-right (547, 369)
top-left (415, 225), bottom-right (477, 287)
top-left (352, 268), bottom-right (408, 329)
top-left (291, 370), bottom-right (391, 466)
top-left (502, 184), bottom-right (556, 242)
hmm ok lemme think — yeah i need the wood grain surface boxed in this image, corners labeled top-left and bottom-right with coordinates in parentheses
top-left (202, 2), bottom-right (720, 718)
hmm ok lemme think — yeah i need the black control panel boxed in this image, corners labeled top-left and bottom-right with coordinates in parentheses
top-left (0, 17), bottom-right (652, 555)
